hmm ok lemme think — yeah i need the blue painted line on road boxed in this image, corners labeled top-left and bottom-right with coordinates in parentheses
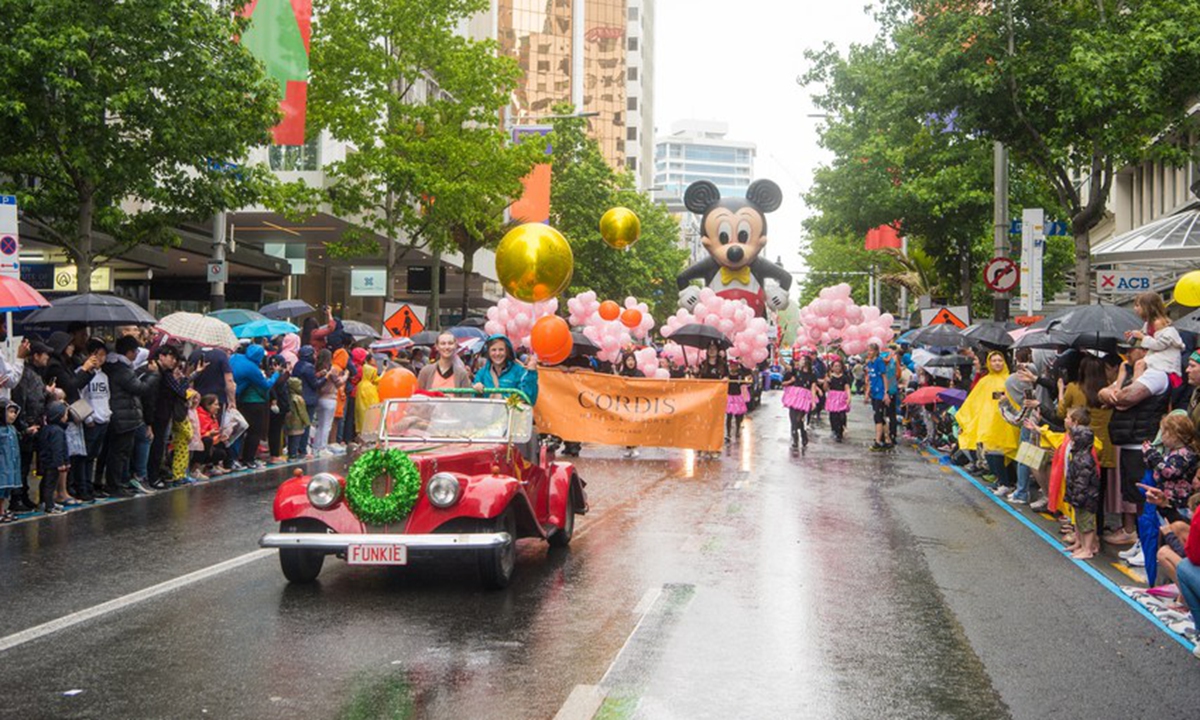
top-left (925, 446), bottom-right (1196, 654)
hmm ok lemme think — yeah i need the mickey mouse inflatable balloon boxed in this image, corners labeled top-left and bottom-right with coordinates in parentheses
top-left (676, 179), bottom-right (792, 317)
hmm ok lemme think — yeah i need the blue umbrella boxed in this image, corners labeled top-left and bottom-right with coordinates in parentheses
top-left (234, 319), bottom-right (300, 339)
top-left (208, 308), bottom-right (266, 327)
top-left (1137, 468), bottom-right (1160, 586)
top-left (259, 299), bottom-right (315, 320)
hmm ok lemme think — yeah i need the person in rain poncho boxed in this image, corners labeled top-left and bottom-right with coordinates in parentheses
top-left (956, 351), bottom-right (1020, 487)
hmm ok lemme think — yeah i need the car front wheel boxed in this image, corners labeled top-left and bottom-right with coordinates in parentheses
top-left (548, 486), bottom-right (576, 549)
top-left (279, 519), bottom-right (325, 584)
top-left (478, 508), bottom-right (516, 590)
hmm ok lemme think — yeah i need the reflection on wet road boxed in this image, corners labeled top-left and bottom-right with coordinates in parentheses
top-left (2, 400), bottom-right (1198, 719)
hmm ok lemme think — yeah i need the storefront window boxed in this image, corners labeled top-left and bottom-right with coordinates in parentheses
top-left (269, 135), bottom-right (320, 171)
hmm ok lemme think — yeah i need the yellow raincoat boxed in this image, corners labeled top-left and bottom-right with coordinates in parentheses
top-left (955, 352), bottom-right (1020, 457)
top-left (355, 364), bottom-right (381, 432)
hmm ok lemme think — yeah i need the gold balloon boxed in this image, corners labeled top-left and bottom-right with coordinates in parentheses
top-left (495, 223), bottom-right (575, 302)
top-left (599, 207), bottom-right (641, 250)
top-left (1176, 271), bottom-right (1200, 306)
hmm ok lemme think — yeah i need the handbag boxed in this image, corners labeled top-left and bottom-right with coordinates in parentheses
top-left (1016, 440), bottom-right (1048, 469)
top-left (68, 398), bottom-right (94, 424)
top-left (221, 407), bottom-right (249, 444)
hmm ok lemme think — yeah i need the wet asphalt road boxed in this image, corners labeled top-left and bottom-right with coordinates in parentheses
top-left (2, 395), bottom-right (1198, 719)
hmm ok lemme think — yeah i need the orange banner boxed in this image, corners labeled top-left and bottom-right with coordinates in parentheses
top-left (533, 368), bottom-right (727, 451)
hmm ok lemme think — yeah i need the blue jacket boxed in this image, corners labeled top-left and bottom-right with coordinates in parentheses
top-left (472, 335), bottom-right (539, 404)
top-left (293, 346), bottom-right (323, 407)
top-left (231, 345), bottom-right (279, 404)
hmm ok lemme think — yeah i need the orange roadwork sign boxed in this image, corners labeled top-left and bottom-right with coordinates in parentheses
top-left (385, 304), bottom-right (425, 338)
top-left (929, 308), bottom-right (967, 329)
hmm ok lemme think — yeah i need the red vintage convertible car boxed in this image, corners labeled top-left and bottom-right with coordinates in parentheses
top-left (259, 390), bottom-right (587, 588)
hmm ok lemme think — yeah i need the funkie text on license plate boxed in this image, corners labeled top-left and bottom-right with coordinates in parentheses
top-left (347, 544), bottom-right (408, 565)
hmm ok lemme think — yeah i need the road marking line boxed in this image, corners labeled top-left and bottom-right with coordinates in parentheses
top-left (928, 448), bottom-right (1196, 654)
top-left (1111, 562), bottom-right (1147, 584)
top-left (632, 587), bottom-right (662, 615)
top-left (553, 685), bottom-right (605, 720)
top-left (0, 549), bottom-right (273, 654)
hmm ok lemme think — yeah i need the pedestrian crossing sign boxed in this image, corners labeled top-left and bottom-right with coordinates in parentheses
top-left (385, 304), bottom-right (425, 338)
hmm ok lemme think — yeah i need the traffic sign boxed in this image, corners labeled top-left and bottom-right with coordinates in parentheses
top-left (983, 257), bottom-right (1019, 293)
top-left (384, 303), bottom-right (425, 338)
top-left (0, 196), bottom-right (18, 280)
top-left (926, 307), bottom-right (968, 329)
top-left (207, 260), bottom-right (228, 283)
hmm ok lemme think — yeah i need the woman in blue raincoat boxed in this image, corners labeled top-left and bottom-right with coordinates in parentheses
top-left (472, 335), bottom-right (539, 404)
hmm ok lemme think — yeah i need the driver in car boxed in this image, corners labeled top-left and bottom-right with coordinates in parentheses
top-left (472, 336), bottom-right (538, 404)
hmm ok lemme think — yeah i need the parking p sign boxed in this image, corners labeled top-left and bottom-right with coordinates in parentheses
top-left (1096, 270), bottom-right (1152, 295)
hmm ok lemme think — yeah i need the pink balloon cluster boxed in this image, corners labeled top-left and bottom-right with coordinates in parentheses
top-left (566, 291), bottom-right (656, 363)
top-left (661, 288), bottom-right (770, 369)
top-left (633, 346), bottom-right (669, 379)
top-left (799, 283), bottom-right (895, 355)
top-left (485, 296), bottom-right (559, 350)
top-left (661, 341), bottom-right (692, 369)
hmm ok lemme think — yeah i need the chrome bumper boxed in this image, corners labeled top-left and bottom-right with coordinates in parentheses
top-left (259, 532), bottom-right (511, 552)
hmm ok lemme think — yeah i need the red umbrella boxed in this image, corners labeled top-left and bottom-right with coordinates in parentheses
top-left (902, 385), bottom-right (944, 406)
top-left (0, 275), bottom-right (50, 312)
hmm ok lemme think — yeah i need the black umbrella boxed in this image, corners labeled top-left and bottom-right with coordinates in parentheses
top-left (912, 324), bottom-right (970, 348)
top-left (1011, 328), bottom-right (1073, 350)
top-left (408, 331), bottom-right (441, 347)
top-left (569, 331), bottom-right (600, 357)
top-left (1175, 308), bottom-right (1200, 334)
top-left (22, 293), bottom-right (156, 327)
top-left (668, 323), bottom-right (732, 350)
top-left (259, 299), bottom-right (314, 320)
top-left (961, 321), bottom-right (1015, 349)
top-left (1030, 304), bottom-right (1141, 336)
top-left (457, 316), bottom-right (488, 329)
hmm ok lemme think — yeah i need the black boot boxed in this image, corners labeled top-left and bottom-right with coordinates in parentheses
top-left (791, 431), bottom-right (799, 448)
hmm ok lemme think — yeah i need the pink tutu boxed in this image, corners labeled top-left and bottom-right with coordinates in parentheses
top-left (825, 389), bottom-right (850, 413)
top-left (726, 393), bottom-right (748, 415)
top-left (782, 386), bottom-right (816, 412)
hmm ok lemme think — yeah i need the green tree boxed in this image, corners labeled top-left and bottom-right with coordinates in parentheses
top-left (307, 0), bottom-right (543, 327)
top-left (891, 0), bottom-right (1200, 304)
top-left (546, 110), bottom-right (688, 323)
top-left (802, 29), bottom-right (1069, 318)
top-left (0, 0), bottom-right (285, 293)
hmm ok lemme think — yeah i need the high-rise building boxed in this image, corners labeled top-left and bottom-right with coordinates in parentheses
top-left (625, 0), bottom-right (654, 188)
top-left (476, 0), bottom-right (650, 177)
top-left (653, 120), bottom-right (756, 259)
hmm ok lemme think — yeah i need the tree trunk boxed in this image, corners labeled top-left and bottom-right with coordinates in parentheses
top-left (460, 248), bottom-right (474, 321)
top-left (1073, 227), bottom-right (1091, 306)
top-left (77, 192), bottom-right (94, 295)
top-left (428, 246), bottom-right (442, 331)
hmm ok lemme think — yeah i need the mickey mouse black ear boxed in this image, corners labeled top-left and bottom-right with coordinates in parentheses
top-left (684, 181), bottom-right (720, 214)
top-left (746, 180), bottom-right (783, 214)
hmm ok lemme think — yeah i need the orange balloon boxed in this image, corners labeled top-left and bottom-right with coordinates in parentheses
top-left (599, 300), bottom-right (621, 321)
top-left (620, 308), bottom-right (642, 329)
top-left (530, 315), bottom-right (573, 365)
top-left (377, 367), bottom-right (417, 400)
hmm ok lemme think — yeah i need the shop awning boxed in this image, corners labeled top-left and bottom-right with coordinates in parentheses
top-left (1091, 207), bottom-right (1200, 266)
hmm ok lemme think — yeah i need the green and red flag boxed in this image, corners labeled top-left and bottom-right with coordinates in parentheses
top-left (240, 0), bottom-right (312, 145)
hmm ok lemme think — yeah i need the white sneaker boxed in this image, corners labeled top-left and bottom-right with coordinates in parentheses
top-left (1029, 497), bottom-right (1049, 512)
top-left (1125, 547), bottom-right (1145, 567)
top-left (1119, 545), bottom-right (1142, 560)
top-left (990, 485), bottom-right (1013, 497)
top-left (1006, 494), bottom-right (1028, 505)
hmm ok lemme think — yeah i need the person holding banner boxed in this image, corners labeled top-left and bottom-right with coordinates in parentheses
top-left (616, 352), bottom-right (645, 458)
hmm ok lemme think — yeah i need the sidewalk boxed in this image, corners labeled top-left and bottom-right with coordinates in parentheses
top-left (4, 450), bottom-right (346, 527)
top-left (910, 442), bottom-right (1199, 654)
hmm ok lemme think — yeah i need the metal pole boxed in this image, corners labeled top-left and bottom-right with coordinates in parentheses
top-left (899, 236), bottom-right (909, 328)
top-left (210, 210), bottom-right (226, 311)
top-left (992, 141), bottom-right (1010, 321)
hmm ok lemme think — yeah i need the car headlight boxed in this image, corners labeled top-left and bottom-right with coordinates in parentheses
top-left (306, 473), bottom-right (342, 509)
top-left (426, 473), bottom-right (462, 509)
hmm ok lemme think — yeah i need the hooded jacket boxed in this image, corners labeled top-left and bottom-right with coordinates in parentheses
top-left (472, 335), bottom-right (538, 404)
top-left (41, 331), bottom-right (94, 404)
top-left (293, 346), bottom-right (323, 407)
top-left (956, 351), bottom-right (1020, 455)
top-left (231, 345), bottom-right (280, 405)
top-left (284, 377), bottom-right (311, 432)
top-left (355, 364), bottom-right (381, 432)
top-left (106, 354), bottom-right (158, 433)
top-left (280, 333), bottom-right (301, 371)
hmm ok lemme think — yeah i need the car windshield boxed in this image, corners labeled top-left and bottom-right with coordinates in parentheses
top-left (360, 398), bottom-right (531, 444)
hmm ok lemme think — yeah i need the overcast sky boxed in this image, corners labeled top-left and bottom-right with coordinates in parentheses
top-left (652, 1), bottom-right (880, 271)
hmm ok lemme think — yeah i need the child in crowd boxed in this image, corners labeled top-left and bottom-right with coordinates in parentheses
top-left (825, 358), bottom-right (851, 443)
top-left (1143, 413), bottom-right (1200, 509)
top-left (38, 401), bottom-right (72, 514)
top-left (1126, 291), bottom-right (1183, 392)
top-left (193, 394), bottom-right (229, 477)
top-left (1064, 406), bottom-right (1101, 559)
top-left (284, 377), bottom-right (311, 460)
top-left (0, 403), bottom-right (20, 523)
top-left (186, 391), bottom-right (207, 480)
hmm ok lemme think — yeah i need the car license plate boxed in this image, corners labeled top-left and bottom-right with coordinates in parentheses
top-left (347, 544), bottom-right (408, 565)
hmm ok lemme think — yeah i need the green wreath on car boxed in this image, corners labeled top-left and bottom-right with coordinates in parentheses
top-left (344, 449), bottom-right (421, 525)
